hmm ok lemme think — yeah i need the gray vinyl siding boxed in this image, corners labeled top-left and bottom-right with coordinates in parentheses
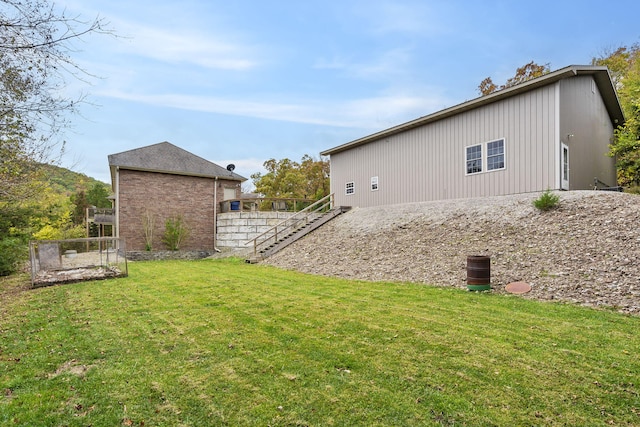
top-left (559, 76), bottom-right (617, 189)
top-left (332, 84), bottom-right (559, 208)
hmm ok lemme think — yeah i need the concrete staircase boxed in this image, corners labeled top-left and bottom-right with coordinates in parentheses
top-left (245, 201), bottom-right (350, 263)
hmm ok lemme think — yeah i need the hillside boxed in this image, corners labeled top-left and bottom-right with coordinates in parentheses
top-left (266, 191), bottom-right (640, 315)
top-left (39, 163), bottom-right (109, 196)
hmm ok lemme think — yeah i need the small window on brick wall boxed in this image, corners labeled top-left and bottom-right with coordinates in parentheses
top-left (345, 181), bottom-right (355, 195)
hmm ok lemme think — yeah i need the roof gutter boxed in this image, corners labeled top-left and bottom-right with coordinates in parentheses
top-left (321, 65), bottom-right (624, 156)
top-left (106, 165), bottom-right (246, 182)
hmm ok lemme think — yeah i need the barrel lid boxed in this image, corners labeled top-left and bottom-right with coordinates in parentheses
top-left (505, 282), bottom-right (531, 294)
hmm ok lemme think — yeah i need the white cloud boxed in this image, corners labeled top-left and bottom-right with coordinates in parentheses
top-left (96, 88), bottom-right (448, 130)
top-left (66, 1), bottom-right (262, 72)
top-left (117, 25), bottom-right (259, 70)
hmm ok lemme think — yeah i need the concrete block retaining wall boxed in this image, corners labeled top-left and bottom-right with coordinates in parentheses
top-left (216, 211), bottom-right (296, 249)
top-left (125, 211), bottom-right (322, 258)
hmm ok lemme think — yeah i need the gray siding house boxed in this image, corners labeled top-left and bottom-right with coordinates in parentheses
top-left (321, 65), bottom-right (624, 208)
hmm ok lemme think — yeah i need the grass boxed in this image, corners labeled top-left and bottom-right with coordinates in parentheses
top-left (1, 258), bottom-right (639, 426)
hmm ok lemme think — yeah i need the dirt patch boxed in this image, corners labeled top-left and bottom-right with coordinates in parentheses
top-left (266, 191), bottom-right (640, 315)
top-left (49, 359), bottom-right (94, 378)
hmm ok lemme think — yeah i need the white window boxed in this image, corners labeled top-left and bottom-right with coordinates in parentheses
top-left (466, 144), bottom-right (482, 174)
top-left (345, 181), bottom-right (355, 195)
top-left (371, 176), bottom-right (379, 191)
top-left (466, 138), bottom-right (505, 175)
top-left (487, 139), bottom-right (505, 171)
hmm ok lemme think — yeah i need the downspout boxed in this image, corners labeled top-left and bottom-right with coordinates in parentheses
top-left (115, 167), bottom-right (120, 239)
top-left (114, 166), bottom-right (120, 253)
top-left (554, 82), bottom-right (562, 190)
top-left (213, 177), bottom-right (221, 252)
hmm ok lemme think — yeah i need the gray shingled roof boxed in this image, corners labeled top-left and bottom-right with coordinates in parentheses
top-left (108, 142), bottom-right (246, 181)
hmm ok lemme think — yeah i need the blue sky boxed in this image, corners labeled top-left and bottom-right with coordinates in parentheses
top-left (59, 0), bottom-right (640, 186)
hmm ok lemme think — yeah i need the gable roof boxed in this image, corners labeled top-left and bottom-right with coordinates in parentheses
top-left (108, 141), bottom-right (246, 181)
top-left (321, 65), bottom-right (624, 156)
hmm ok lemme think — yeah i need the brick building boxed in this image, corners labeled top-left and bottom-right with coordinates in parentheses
top-left (108, 142), bottom-right (246, 251)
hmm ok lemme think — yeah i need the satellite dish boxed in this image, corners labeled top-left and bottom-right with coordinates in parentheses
top-left (226, 164), bottom-right (235, 172)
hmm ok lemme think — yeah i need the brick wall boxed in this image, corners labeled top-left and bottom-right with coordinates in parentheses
top-left (117, 169), bottom-right (239, 251)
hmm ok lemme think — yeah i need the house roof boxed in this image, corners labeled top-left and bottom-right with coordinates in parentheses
top-left (321, 65), bottom-right (625, 156)
top-left (108, 141), bottom-right (246, 181)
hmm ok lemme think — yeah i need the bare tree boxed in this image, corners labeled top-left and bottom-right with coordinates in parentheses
top-left (0, 0), bottom-right (111, 202)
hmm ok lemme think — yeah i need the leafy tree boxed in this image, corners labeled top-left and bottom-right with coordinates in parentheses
top-left (478, 61), bottom-right (551, 96)
top-left (0, 237), bottom-right (26, 276)
top-left (300, 154), bottom-right (331, 200)
top-left (251, 155), bottom-right (330, 200)
top-left (592, 45), bottom-right (639, 89)
top-left (592, 44), bottom-right (640, 187)
top-left (0, 205), bottom-right (34, 238)
top-left (31, 186), bottom-right (80, 239)
top-left (31, 185), bottom-right (72, 229)
top-left (71, 191), bottom-right (89, 226)
top-left (31, 219), bottom-right (84, 241)
top-left (87, 182), bottom-right (112, 208)
top-left (0, 0), bottom-right (109, 274)
top-left (0, 203), bottom-right (35, 274)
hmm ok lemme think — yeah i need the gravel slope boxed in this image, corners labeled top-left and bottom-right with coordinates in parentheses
top-left (265, 191), bottom-right (640, 315)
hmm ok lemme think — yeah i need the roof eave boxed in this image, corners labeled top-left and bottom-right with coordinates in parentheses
top-left (321, 65), bottom-right (624, 156)
top-left (108, 164), bottom-right (246, 182)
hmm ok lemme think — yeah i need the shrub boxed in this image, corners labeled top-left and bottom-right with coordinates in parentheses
top-left (625, 186), bottom-right (640, 195)
top-left (142, 210), bottom-right (155, 251)
top-left (32, 224), bottom-right (62, 241)
top-left (62, 225), bottom-right (86, 240)
top-left (0, 237), bottom-right (28, 276)
top-left (162, 214), bottom-right (190, 251)
top-left (33, 224), bottom-right (85, 241)
top-left (533, 189), bottom-right (560, 211)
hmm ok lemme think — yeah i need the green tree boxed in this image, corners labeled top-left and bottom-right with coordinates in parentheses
top-left (87, 182), bottom-right (111, 208)
top-left (31, 186), bottom-right (81, 240)
top-left (592, 45), bottom-right (639, 89)
top-left (0, 0), bottom-right (109, 275)
top-left (299, 154), bottom-right (330, 199)
top-left (251, 155), bottom-right (330, 200)
top-left (592, 44), bottom-right (640, 187)
top-left (0, 204), bottom-right (36, 274)
top-left (478, 61), bottom-right (551, 96)
top-left (71, 191), bottom-right (89, 226)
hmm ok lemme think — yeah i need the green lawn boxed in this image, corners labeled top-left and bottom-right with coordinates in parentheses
top-left (1, 258), bottom-right (639, 426)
